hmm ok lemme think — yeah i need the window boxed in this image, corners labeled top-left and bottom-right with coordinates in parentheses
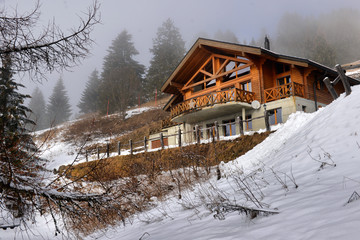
top-left (246, 115), bottom-right (252, 130)
top-left (223, 119), bottom-right (236, 136)
top-left (240, 115), bottom-right (252, 130)
top-left (275, 63), bottom-right (290, 74)
top-left (206, 79), bottom-right (216, 88)
top-left (193, 125), bottom-right (203, 140)
top-left (241, 81), bottom-right (252, 92)
top-left (277, 76), bottom-right (291, 86)
top-left (302, 105), bottom-right (307, 112)
top-left (268, 108), bottom-right (282, 125)
top-left (206, 123), bottom-right (215, 139)
top-left (277, 76), bottom-right (291, 97)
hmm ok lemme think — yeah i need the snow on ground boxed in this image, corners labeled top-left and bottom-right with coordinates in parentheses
top-left (34, 106), bottom-right (155, 170)
top-left (3, 88), bottom-right (360, 239)
top-left (87, 86), bottom-right (360, 240)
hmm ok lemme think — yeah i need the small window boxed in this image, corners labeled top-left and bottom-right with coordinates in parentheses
top-left (206, 79), bottom-right (216, 88)
top-left (275, 63), bottom-right (290, 74)
top-left (246, 115), bottom-right (252, 130)
top-left (277, 76), bottom-right (291, 86)
top-left (268, 108), bottom-right (282, 125)
top-left (240, 115), bottom-right (252, 130)
top-left (302, 105), bottom-right (307, 112)
top-left (223, 119), bottom-right (236, 136)
top-left (240, 81), bottom-right (252, 92)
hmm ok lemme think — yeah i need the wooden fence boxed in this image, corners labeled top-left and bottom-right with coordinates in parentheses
top-left (86, 110), bottom-right (272, 161)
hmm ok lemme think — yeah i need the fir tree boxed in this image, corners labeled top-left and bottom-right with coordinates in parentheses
top-left (78, 69), bottom-right (101, 114)
top-left (28, 87), bottom-right (47, 130)
top-left (0, 55), bottom-right (34, 149)
top-left (99, 30), bottom-right (145, 116)
top-left (145, 19), bottom-right (185, 98)
top-left (0, 55), bottom-right (37, 218)
top-left (47, 78), bottom-right (72, 126)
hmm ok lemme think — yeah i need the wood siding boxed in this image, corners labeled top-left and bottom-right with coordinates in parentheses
top-left (305, 72), bottom-right (345, 105)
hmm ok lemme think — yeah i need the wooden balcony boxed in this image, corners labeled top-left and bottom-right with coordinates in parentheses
top-left (170, 88), bottom-right (255, 119)
top-left (264, 82), bottom-right (305, 103)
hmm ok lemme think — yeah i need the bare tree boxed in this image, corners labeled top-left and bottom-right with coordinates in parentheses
top-left (0, 1), bottom-right (100, 80)
top-left (0, 1), bottom-right (127, 237)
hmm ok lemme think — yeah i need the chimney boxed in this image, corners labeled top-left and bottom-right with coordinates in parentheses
top-left (264, 35), bottom-right (270, 50)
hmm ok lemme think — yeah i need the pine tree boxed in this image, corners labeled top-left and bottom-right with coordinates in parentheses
top-left (145, 19), bottom-right (185, 98)
top-left (28, 87), bottom-right (47, 130)
top-left (78, 69), bottom-right (101, 114)
top-left (47, 78), bottom-right (72, 126)
top-left (0, 55), bottom-right (37, 218)
top-left (0, 55), bottom-right (34, 149)
top-left (99, 30), bottom-right (145, 116)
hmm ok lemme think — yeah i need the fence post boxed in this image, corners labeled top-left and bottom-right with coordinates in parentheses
top-left (264, 110), bottom-right (271, 132)
top-left (97, 147), bottom-right (100, 159)
top-left (323, 77), bottom-right (339, 100)
top-left (106, 143), bottom-right (110, 158)
top-left (236, 116), bottom-right (244, 136)
top-left (178, 128), bottom-right (182, 147)
top-left (85, 150), bottom-right (88, 162)
top-left (117, 141), bottom-right (121, 155)
top-left (211, 126), bottom-right (215, 143)
top-left (160, 132), bottom-right (164, 150)
top-left (195, 125), bottom-right (200, 144)
top-left (214, 121), bottom-right (219, 141)
top-left (129, 139), bottom-right (133, 155)
top-left (335, 64), bottom-right (351, 96)
top-left (144, 136), bottom-right (147, 152)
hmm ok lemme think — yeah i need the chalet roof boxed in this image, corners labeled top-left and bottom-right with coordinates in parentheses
top-left (162, 38), bottom-right (360, 95)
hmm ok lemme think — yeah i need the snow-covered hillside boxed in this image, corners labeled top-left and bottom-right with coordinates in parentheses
top-left (3, 86), bottom-right (360, 240)
top-left (88, 86), bottom-right (360, 240)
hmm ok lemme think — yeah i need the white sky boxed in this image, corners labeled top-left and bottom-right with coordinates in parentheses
top-left (2, 0), bottom-right (360, 115)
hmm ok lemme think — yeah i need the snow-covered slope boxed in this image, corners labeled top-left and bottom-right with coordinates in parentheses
top-left (88, 86), bottom-right (360, 240)
top-left (36, 106), bottom-right (155, 170)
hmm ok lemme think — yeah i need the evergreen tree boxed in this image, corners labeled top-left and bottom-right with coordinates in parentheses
top-left (0, 55), bottom-right (37, 218)
top-left (28, 87), bottom-right (47, 130)
top-left (47, 78), bottom-right (72, 126)
top-left (99, 30), bottom-right (145, 116)
top-left (145, 19), bottom-right (185, 98)
top-left (0, 55), bottom-right (34, 150)
top-left (78, 69), bottom-right (101, 114)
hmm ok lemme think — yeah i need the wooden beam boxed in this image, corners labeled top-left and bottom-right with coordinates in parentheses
top-left (200, 69), bottom-right (213, 78)
top-left (215, 59), bottom-right (229, 75)
top-left (170, 82), bottom-right (183, 89)
top-left (183, 55), bottom-right (213, 88)
top-left (212, 53), bottom-right (251, 64)
top-left (182, 63), bottom-right (252, 91)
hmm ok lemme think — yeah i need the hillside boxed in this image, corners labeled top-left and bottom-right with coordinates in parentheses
top-left (3, 87), bottom-right (360, 239)
top-left (87, 86), bottom-right (360, 240)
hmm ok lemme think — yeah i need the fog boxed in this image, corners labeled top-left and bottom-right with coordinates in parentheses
top-left (2, 0), bottom-right (360, 116)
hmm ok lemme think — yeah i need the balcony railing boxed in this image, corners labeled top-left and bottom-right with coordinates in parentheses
top-left (170, 88), bottom-right (255, 119)
top-left (264, 82), bottom-right (305, 103)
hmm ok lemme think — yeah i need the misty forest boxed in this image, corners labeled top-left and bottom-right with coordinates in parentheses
top-left (1, 0), bottom-right (360, 239)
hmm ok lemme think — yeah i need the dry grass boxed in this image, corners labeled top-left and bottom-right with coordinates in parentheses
top-left (59, 132), bottom-right (270, 182)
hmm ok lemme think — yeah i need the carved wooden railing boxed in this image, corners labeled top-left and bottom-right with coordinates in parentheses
top-left (264, 82), bottom-right (305, 103)
top-left (170, 88), bottom-right (255, 119)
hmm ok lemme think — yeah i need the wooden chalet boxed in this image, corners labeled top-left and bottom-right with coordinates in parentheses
top-left (151, 38), bottom-right (359, 147)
